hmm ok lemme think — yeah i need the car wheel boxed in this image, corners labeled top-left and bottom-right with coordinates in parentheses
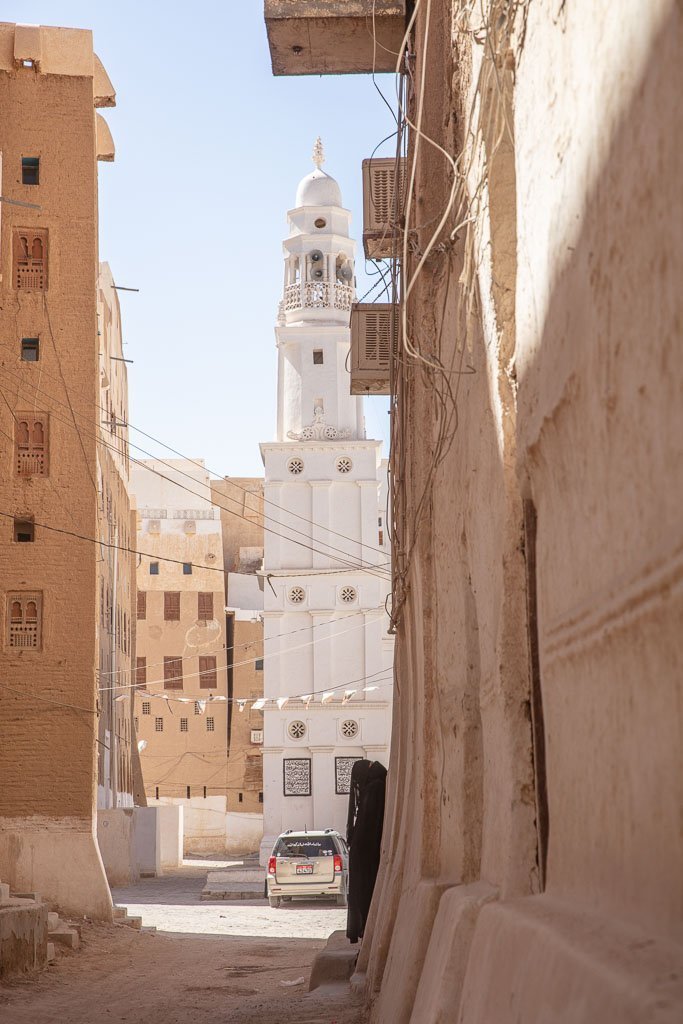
top-left (269, 896), bottom-right (282, 909)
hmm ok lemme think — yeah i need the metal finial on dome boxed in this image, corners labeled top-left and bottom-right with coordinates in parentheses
top-left (312, 137), bottom-right (325, 169)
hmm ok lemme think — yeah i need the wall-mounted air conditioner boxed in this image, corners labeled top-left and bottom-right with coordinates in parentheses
top-left (362, 156), bottom-right (406, 260)
top-left (350, 303), bottom-right (395, 395)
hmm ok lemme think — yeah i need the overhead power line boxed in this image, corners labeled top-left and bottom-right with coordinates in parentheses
top-left (0, 373), bottom-right (391, 581)
top-left (0, 346), bottom-right (390, 560)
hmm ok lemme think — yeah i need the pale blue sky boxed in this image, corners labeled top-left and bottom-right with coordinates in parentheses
top-left (8, 1), bottom-right (396, 476)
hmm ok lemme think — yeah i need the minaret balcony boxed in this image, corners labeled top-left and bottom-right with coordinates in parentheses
top-left (284, 281), bottom-right (354, 317)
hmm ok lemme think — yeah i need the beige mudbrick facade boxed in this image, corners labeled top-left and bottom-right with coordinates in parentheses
top-left (211, 477), bottom-right (265, 848)
top-left (0, 23), bottom-right (117, 919)
top-left (132, 460), bottom-right (230, 853)
top-left (96, 262), bottom-right (139, 810)
top-left (265, 1), bottom-right (683, 1021)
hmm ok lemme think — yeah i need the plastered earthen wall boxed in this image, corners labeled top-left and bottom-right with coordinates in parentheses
top-left (96, 263), bottom-right (137, 810)
top-left (131, 460), bottom-right (230, 834)
top-left (211, 478), bottom-right (265, 821)
top-left (0, 23), bottom-right (113, 919)
top-left (228, 618), bottom-right (265, 815)
top-left (353, 1), bottom-right (683, 1021)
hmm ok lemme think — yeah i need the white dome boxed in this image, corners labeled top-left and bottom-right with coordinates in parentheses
top-left (295, 168), bottom-right (343, 208)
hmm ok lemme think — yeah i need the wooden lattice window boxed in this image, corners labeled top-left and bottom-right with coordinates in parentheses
top-left (197, 592), bottom-right (213, 621)
top-left (199, 655), bottom-right (217, 689)
top-left (136, 656), bottom-right (147, 688)
top-left (7, 592), bottom-right (42, 650)
top-left (163, 656), bottom-right (183, 690)
top-left (13, 228), bottom-right (48, 290)
top-left (164, 591), bottom-right (180, 621)
top-left (15, 413), bottom-right (48, 477)
top-left (137, 590), bottom-right (147, 620)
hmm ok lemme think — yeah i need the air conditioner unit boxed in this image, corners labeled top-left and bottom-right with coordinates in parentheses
top-left (362, 157), bottom-right (406, 260)
top-left (350, 303), bottom-right (395, 395)
top-left (250, 730), bottom-right (264, 744)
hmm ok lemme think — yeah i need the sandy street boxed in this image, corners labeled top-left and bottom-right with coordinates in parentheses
top-left (0, 862), bottom-right (364, 1024)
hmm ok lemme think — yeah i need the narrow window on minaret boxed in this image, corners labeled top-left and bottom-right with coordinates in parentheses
top-left (313, 350), bottom-right (323, 365)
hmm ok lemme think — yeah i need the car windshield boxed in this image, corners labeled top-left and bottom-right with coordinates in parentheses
top-left (274, 836), bottom-right (336, 858)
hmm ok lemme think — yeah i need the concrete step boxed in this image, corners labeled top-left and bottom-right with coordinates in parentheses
top-left (112, 906), bottom-right (127, 920)
top-left (123, 915), bottom-right (142, 930)
top-left (49, 925), bottom-right (79, 950)
top-left (201, 887), bottom-right (265, 901)
top-left (309, 929), bottom-right (358, 992)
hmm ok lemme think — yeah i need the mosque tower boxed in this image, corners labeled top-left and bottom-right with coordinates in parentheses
top-left (258, 142), bottom-right (394, 868)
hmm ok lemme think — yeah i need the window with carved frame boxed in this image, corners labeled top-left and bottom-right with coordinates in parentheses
top-left (7, 591), bottom-right (42, 649)
top-left (15, 413), bottom-right (48, 477)
top-left (13, 228), bottom-right (48, 290)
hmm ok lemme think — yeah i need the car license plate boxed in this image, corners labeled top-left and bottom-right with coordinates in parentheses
top-left (296, 864), bottom-right (313, 874)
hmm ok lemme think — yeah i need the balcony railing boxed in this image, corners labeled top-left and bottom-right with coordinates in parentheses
top-left (283, 281), bottom-right (353, 314)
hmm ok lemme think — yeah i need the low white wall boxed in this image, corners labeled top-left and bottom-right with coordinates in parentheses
top-left (97, 809), bottom-right (138, 886)
top-left (149, 797), bottom-right (227, 855)
top-left (226, 811), bottom-right (263, 856)
top-left (157, 805), bottom-right (183, 871)
top-left (132, 807), bottom-right (160, 877)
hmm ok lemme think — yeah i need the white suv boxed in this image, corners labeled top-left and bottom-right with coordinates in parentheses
top-left (266, 829), bottom-right (349, 908)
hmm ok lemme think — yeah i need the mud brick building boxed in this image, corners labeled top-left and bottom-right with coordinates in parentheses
top-left (0, 22), bottom-right (118, 919)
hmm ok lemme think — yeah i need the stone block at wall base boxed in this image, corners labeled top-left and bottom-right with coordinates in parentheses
top-left (97, 809), bottom-right (138, 887)
top-left (409, 881), bottom-right (498, 1024)
top-left (0, 898), bottom-right (48, 979)
top-left (458, 895), bottom-right (683, 1024)
top-left (309, 929), bottom-right (358, 991)
top-left (369, 879), bottom-right (450, 1024)
top-left (0, 819), bottom-right (112, 922)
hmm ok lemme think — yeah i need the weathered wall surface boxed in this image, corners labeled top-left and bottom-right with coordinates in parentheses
top-left (358, 1), bottom-right (683, 1021)
top-left (212, 479), bottom-right (265, 824)
top-left (0, 897), bottom-right (48, 980)
top-left (96, 263), bottom-right (136, 812)
top-left (0, 23), bottom-right (113, 920)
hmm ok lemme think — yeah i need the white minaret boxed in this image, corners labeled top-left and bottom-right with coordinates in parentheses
top-left (259, 142), bottom-right (394, 865)
top-left (276, 138), bottom-right (365, 443)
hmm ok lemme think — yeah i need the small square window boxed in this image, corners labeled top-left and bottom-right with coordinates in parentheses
top-left (255, 658), bottom-right (264, 671)
top-left (180, 718), bottom-right (188, 732)
top-left (21, 157), bottom-right (39, 186)
top-left (313, 349), bottom-right (323, 364)
top-left (238, 792), bottom-right (243, 804)
top-left (206, 717), bottom-right (215, 732)
top-left (182, 562), bottom-right (192, 575)
top-left (155, 717), bottom-right (164, 732)
top-left (258, 792), bottom-right (263, 804)
top-left (149, 562), bottom-right (159, 575)
top-left (142, 702), bottom-right (151, 715)
top-left (13, 517), bottom-right (35, 542)
top-left (21, 338), bottom-right (39, 361)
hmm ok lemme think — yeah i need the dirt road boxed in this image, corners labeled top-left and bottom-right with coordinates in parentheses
top-left (0, 862), bottom-right (364, 1024)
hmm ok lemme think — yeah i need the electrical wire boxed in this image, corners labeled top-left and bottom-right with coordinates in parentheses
top-left (0, 372), bottom-right (392, 581)
top-left (0, 347), bottom-right (390, 563)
